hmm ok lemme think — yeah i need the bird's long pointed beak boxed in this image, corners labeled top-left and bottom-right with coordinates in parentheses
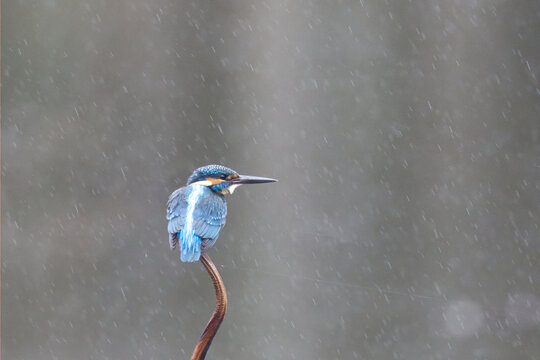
top-left (230, 175), bottom-right (278, 184)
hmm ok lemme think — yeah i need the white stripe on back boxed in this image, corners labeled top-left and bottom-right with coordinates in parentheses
top-left (182, 184), bottom-right (204, 242)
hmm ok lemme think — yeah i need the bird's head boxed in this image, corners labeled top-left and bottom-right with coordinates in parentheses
top-left (187, 165), bottom-right (277, 195)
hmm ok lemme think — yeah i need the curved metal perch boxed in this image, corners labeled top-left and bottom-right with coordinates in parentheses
top-left (191, 254), bottom-right (228, 360)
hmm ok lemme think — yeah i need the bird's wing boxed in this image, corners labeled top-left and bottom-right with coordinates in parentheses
top-left (192, 193), bottom-right (227, 241)
top-left (166, 186), bottom-right (188, 235)
top-left (167, 186), bottom-right (227, 240)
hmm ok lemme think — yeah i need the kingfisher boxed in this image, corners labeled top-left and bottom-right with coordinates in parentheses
top-left (167, 165), bottom-right (277, 262)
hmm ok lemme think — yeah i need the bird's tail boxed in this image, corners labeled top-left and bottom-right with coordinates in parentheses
top-left (179, 229), bottom-right (202, 262)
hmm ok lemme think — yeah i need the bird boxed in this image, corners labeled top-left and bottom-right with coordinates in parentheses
top-left (166, 165), bottom-right (277, 360)
top-left (167, 164), bottom-right (277, 262)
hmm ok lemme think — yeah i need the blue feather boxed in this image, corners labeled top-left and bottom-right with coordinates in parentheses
top-left (167, 183), bottom-right (227, 262)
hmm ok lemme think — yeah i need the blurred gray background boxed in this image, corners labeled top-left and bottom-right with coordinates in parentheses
top-left (3, 1), bottom-right (540, 359)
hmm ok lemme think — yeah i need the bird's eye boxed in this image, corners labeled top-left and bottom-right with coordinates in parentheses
top-left (220, 174), bottom-right (227, 179)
